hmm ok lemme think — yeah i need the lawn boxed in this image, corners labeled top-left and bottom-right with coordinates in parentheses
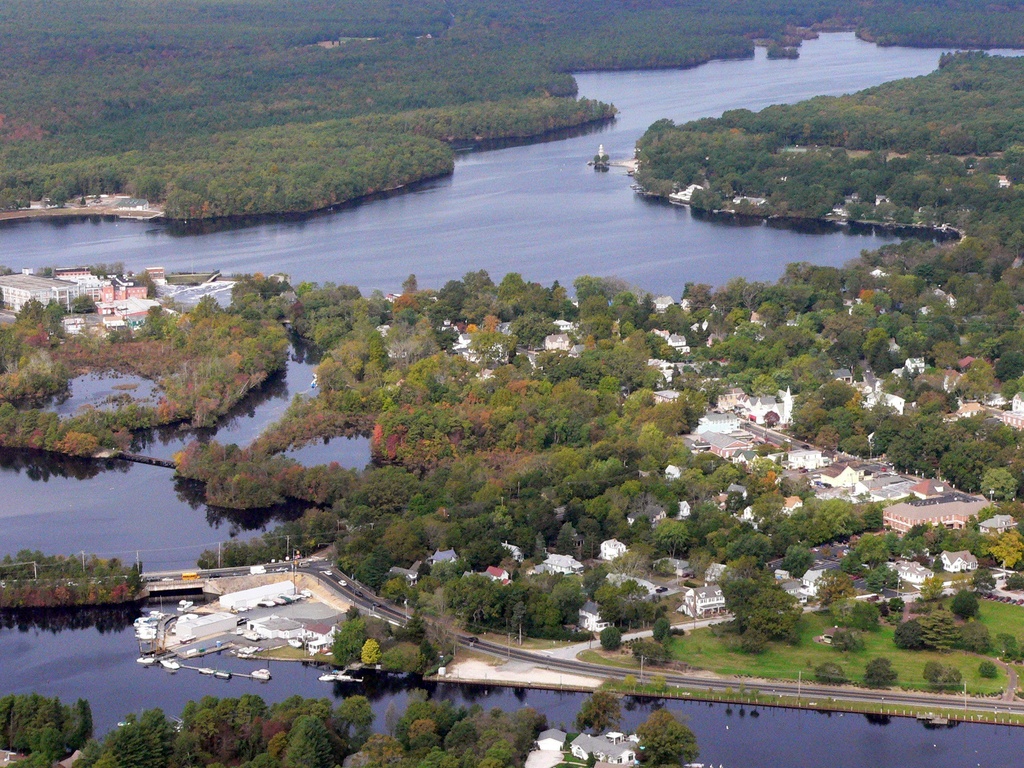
top-left (974, 599), bottom-right (1024, 639)
top-left (666, 610), bottom-right (1007, 695)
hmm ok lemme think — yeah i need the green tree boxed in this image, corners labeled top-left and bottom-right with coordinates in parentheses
top-left (814, 662), bottom-right (846, 684)
top-left (918, 575), bottom-right (946, 602)
top-left (652, 617), bottom-right (672, 644)
top-left (864, 657), bottom-right (898, 688)
top-left (918, 609), bottom-right (959, 651)
top-left (332, 618), bottom-right (367, 664)
top-left (894, 619), bottom-right (925, 650)
top-left (982, 468), bottom-right (1017, 501)
top-left (575, 692), bottom-right (621, 734)
top-left (989, 530), bottom-right (1024, 568)
top-left (600, 626), bottom-right (622, 651)
top-left (284, 715), bottom-right (334, 768)
top-left (979, 660), bottom-right (999, 679)
top-left (951, 589), bottom-right (979, 619)
top-left (636, 708), bottom-right (698, 765)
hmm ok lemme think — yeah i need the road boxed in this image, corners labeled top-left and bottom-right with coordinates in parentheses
top-left (145, 562), bottom-right (1024, 717)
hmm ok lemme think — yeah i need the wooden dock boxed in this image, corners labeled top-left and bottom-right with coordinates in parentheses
top-left (117, 452), bottom-right (176, 468)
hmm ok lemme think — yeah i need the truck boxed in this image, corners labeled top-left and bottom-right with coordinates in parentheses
top-left (249, 565), bottom-right (267, 575)
top-left (181, 571), bottom-right (200, 581)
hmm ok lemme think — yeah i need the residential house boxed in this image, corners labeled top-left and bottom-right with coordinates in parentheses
top-left (704, 563), bottom-right (727, 584)
top-left (783, 496), bottom-right (804, 514)
top-left (669, 183), bottom-right (705, 204)
top-left (626, 504), bottom-right (667, 526)
top-left (653, 389), bottom-right (680, 405)
top-left (484, 566), bottom-right (511, 584)
top-left (947, 402), bottom-right (987, 421)
top-left (578, 600), bottom-right (610, 632)
top-left (979, 514), bottom-right (1016, 534)
top-left (247, 615), bottom-right (305, 641)
top-left (536, 730), bottom-right (567, 752)
top-left (911, 479), bottom-right (951, 499)
top-left (388, 562), bottom-right (421, 584)
top-left (890, 560), bottom-right (934, 586)
top-left (543, 333), bottom-right (572, 352)
top-left (535, 553), bottom-right (584, 575)
top-left (600, 539), bottom-right (628, 561)
top-left (658, 558), bottom-right (692, 578)
top-left (814, 463), bottom-right (861, 488)
top-left (883, 493), bottom-right (990, 534)
top-left (653, 295), bottom-right (675, 312)
top-left (697, 412), bottom-right (741, 434)
top-left (703, 431), bottom-right (754, 459)
top-left (677, 500), bottom-right (692, 519)
top-left (801, 568), bottom-right (827, 598)
top-left (666, 334), bottom-right (690, 353)
top-left (678, 585), bottom-right (726, 618)
top-left (428, 549), bottom-right (459, 566)
top-left (303, 622), bottom-right (339, 655)
top-left (940, 550), bottom-right (978, 573)
top-left (569, 733), bottom-right (637, 765)
top-left (832, 368), bottom-right (854, 384)
top-left (781, 579), bottom-right (807, 603)
top-left (501, 541), bottom-right (524, 562)
top-left (786, 448), bottom-right (829, 471)
top-left (665, 464), bottom-right (682, 481)
top-left (726, 483), bottom-right (748, 500)
top-left (854, 473), bottom-right (915, 502)
top-left (904, 357), bottom-right (926, 376)
top-left (717, 387), bottom-right (747, 410)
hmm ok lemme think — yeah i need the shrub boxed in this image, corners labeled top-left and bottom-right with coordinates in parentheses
top-left (814, 662), bottom-right (847, 684)
top-left (957, 620), bottom-right (990, 653)
top-left (923, 661), bottom-right (962, 688)
top-left (864, 657), bottom-right (898, 688)
top-left (600, 626), bottom-right (622, 651)
top-left (1006, 573), bottom-right (1024, 591)
top-left (950, 589), bottom-right (979, 620)
top-left (979, 660), bottom-right (999, 679)
top-left (652, 617), bottom-right (672, 644)
top-left (831, 628), bottom-right (864, 652)
top-left (894, 619), bottom-right (924, 650)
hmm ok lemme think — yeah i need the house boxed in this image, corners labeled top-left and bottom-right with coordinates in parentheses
top-left (62, 316), bottom-right (87, 335)
top-left (658, 558), bottom-right (692, 578)
top-left (786, 448), bottom-right (828, 471)
top-left (1002, 410), bottom-right (1024, 430)
top-left (653, 295), bottom-right (675, 312)
top-left (665, 464), bottom-right (682, 481)
top-left (600, 539), bottom-right (628, 561)
top-left (246, 615), bottom-right (305, 641)
top-left (726, 483), bottom-right (748, 500)
top-left (979, 514), bottom-right (1016, 534)
top-left (543, 333), bottom-right (572, 352)
top-left (669, 183), bottom-right (705, 204)
top-left (501, 541), bottom-right (524, 562)
top-left (814, 463), bottom-right (861, 488)
top-left (740, 389), bottom-right (795, 426)
top-left (702, 430), bottom-right (754, 459)
top-left (570, 733), bottom-right (637, 765)
top-left (717, 387), bottom-right (747, 409)
top-left (626, 503), bottom-right (667, 526)
top-left (890, 560), bottom-right (934, 586)
top-left (666, 334), bottom-right (690, 353)
top-left (677, 500), bottom-right (691, 519)
top-left (854, 473), bottom-right (915, 502)
top-left (801, 568), bottom-right (827, 598)
top-left (653, 389), bottom-right (680, 405)
top-left (783, 496), bottom-right (804, 513)
top-left (536, 730), bottom-right (567, 752)
top-left (100, 276), bottom-right (148, 302)
top-left (832, 368), bottom-right (854, 384)
top-left (911, 479), bottom-right (950, 499)
top-left (303, 622), bottom-right (339, 655)
top-left (947, 402), bottom-right (987, 421)
top-left (536, 553), bottom-right (584, 575)
top-left (428, 549), bottom-right (459, 566)
top-left (56, 751), bottom-right (82, 768)
top-left (704, 563), bottom-right (727, 583)
top-left (678, 585), bottom-right (726, 618)
top-left (0, 751), bottom-right (26, 768)
top-left (940, 550), bottom-right (978, 573)
top-left (883, 493), bottom-right (990, 534)
top-left (697, 412), bottom-right (741, 434)
top-left (388, 561), bottom-right (421, 584)
top-left (904, 358), bottom-right (926, 376)
top-left (484, 565), bottom-right (511, 583)
top-left (578, 600), bottom-right (610, 632)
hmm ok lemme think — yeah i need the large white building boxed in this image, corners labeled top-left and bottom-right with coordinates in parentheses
top-left (219, 581), bottom-right (296, 611)
top-left (0, 274), bottom-right (80, 311)
top-left (173, 612), bottom-right (237, 642)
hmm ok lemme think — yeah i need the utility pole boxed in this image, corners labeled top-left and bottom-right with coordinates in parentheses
top-left (218, 542), bottom-right (222, 569)
top-left (81, 551), bottom-right (86, 570)
top-left (797, 671), bottom-right (801, 703)
top-left (964, 680), bottom-right (968, 712)
top-left (640, 654), bottom-right (645, 686)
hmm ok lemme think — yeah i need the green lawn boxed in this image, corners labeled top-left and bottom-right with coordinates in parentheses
top-left (974, 599), bottom-right (1024, 639)
top-left (668, 611), bottom-right (1007, 695)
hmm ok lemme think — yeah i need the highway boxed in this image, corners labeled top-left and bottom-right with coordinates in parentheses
top-left (144, 562), bottom-right (1024, 719)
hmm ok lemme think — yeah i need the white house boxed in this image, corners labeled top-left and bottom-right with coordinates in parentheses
top-left (665, 464), bottom-right (682, 481)
top-left (600, 539), bottom-right (628, 561)
top-left (578, 600), bottom-right (610, 632)
top-left (653, 389), bottom-right (680, 405)
top-left (501, 541), bottom-right (524, 562)
top-left (890, 560), bottom-right (934, 586)
top-left (536, 730), bottom-right (567, 752)
top-left (247, 615), bottom-right (305, 641)
top-left (678, 585), bottom-right (726, 618)
top-left (428, 549), bottom-right (459, 566)
top-left (536, 553), bottom-right (584, 575)
top-left (697, 412), bottom-right (741, 434)
top-left (303, 622), bottom-right (338, 655)
top-left (940, 550), bottom-right (978, 573)
top-left (677, 500), bottom-right (691, 519)
top-left (801, 568), bottom-right (827, 598)
top-left (666, 333), bottom-right (690, 353)
top-left (653, 295), bottom-right (675, 312)
top-left (570, 733), bottom-right (637, 765)
top-left (544, 333), bottom-right (572, 352)
top-left (704, 563), bottom-right (727, 583)
top-left (904, 357), bottom-right (926, 376)
top-left (786, 448), bottom-right (828, 471)
top-left (979, 514), bottom-right (1016, 534)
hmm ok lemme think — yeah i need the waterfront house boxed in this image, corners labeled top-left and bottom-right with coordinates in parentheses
top-left (303, 622), bottom-right (338, 655)
top-left (536, 730), bottom-right (567, 752)
top-left (578, 600), bottom-right (610, 632)
top-left (940, 550), bottom-right (978, 573)
top-left (247, 615), bottom-right (305, 641)
top-left (570, 733), bottom-right (637, 765)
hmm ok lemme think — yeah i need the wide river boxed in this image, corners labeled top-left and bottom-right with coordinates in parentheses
top-left (4, 32), bottom-right (1024, 765)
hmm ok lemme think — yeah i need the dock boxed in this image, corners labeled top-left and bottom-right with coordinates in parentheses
top-left (116, 452), bottom-right (176, 469)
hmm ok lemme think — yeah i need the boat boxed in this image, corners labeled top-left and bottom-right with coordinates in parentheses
top-left (287, 638), bottom-right (303, 649)
top-left (214, 670), bottom-right (232, 680)
top-left (135, 628), bottom-right (157, 640)
top-left (334, 672), bottom-right (362, 682)
top-left (160, 659), bottom-right (181, 671)
top-left (198, 667), bottom-right (215, 676)
top-left (250, 668), bottom-right (271, 681)
top-left (136, 656), bottom-right (156, 666)
top-left (177, 600), bottom-right (194, 612)
top-left (318, 673), bottom-right (338, 682)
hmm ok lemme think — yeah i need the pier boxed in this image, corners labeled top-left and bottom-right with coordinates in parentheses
top-left (116, 452), bottom-right (176, 469)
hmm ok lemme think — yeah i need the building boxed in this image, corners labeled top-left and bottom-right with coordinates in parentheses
top-left (626, 505), bottom-right (667, 526)
top-left (911, 479), bottom-right (951, 499)
top-left (1002, 410), bottom-right (1024, 430)
top-left (54, 267), bottom-right (109, 301)
top-left (890, 560), bottom-right (934, 586)
top-left (666, 333), bottom-right (689, 353)
top-left (303, 622), bottom-right (338, 655)
top-left (678, 585), bottom-right (725, 618)
top-left (578, 600), bottom-right (610, 632)
top-left (97, 297), bottom-right (165, 329)
top-left (0, 274), bottom-right (80, 311)
top-left (388, 561), bottom-right (421, 584)
top-left (664, 464), bottom-right (682, 481)
top-left (677, 500), bottom-right (691, 519)
top-left (786, 448), bottom-right (828, 471)
top-left (535, 553), bottom-right (584, 575)
top-left (483, 565), bottom-right (510, 584)
top-left (428, 549), bottom-right (459, 566)
top-left (219, 581), bottom-right (296, 611)
top-left (657, 558), bottom-right (692, 578)
top-left (501, 541), bottom-right (524, 562)
top-left (543, 333), bottom-right (572, 352)
top-left (100, 277), bottom-right (148, 302)
top-left (697, 412), bottom-right (741, 434)
top-left (979, 514), bottom-right (1016, 534)
top-left (570, 733), bottom-right (637, 765)
top-left (814, 463), bottom-right (861, 488)
top-left (801, 568), bottom-right (827, 598)
top-left (783, 496), bottom-right (804, 513)
top-left (600, 539), bottom-right (628, 561)
top-left (536, 730), bottom-right (567, 752)
top-left (653, 295), bottom-right (675, 312)
top-left (247, 615), bottom-right (304, 640)
top-left (940, 550), bottom-right (978, 573)
top-left (702, 431), bottom-right (754, 459)
top-left (173, 611), bottom-right (237, 642)
top-left (883, 494), bottom-right (990, 534)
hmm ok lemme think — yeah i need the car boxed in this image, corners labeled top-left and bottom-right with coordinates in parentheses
top-left (655, 586), bottom-right (668, 593)
top-left (339, 579), bottom-right (347, 586)
top-left (466, 636), bottom-right (479, 645)
top-left (323, 570), bottom-right (333, 576)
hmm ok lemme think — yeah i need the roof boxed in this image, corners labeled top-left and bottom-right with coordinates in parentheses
top-left (570, 734), bottom-right (634, 760)
top-left (0, 274), bottom-right (77, 291)
top-left (538, 729), bottom-right (566, 742)
top-left (884, 494), bottom-right (989, 523)
top-left (430, 549), bottom-right (458, 563)
top-left (581, 600), bottom-right (601, 615)
top-left (980, 514), bottom-right (1015, 529)
top-left (255, 616), bottom-right (302, 631)
top-left (942, 550), bottom-right (977, 562)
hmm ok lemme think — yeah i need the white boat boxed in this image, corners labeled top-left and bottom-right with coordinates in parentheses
top-left (136, 656), bottom-right (156, 666)
top-left (160, 659), bottom-right (181, 671)
top-left (198, 667), bottom-right (215, 676)
top-left (318, 673), bottom-right (338, 682)
top-left (335, 672), bottom-right (362, 682)
top-left (250, 668), bottom-right (271, 681)
top-left (287, 639), bottom-right (303, 649)
top-left (135, 628), bottom-right (157, 640)
top-left (214, 670), bottom-right (232, 680)
top-left (177, 600), bottom-right (194, 612)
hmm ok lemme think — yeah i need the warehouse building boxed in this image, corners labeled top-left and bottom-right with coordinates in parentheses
top-left (0, 273), bottom-right (80, 311)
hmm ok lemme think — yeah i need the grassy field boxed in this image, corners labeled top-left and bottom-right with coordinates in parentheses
top-left (666, 609), bottom-right (1011, 695)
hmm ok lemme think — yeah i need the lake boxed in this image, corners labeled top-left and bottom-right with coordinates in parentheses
top-left (2, 33), bottom-right (1012, 297)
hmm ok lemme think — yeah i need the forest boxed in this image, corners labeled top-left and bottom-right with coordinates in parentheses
top-left (4, 1), bottom-right (1024, 217)
top-left (636, 52), bottom-right (1024, 248)
top-left (0, 551), bottom-right (143, 609)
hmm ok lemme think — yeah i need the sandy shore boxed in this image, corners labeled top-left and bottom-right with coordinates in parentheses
top-left (444, 658), bottom-right (602, 689)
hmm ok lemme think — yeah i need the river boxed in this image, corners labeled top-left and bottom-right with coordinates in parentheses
top-left (4, 33), bottom-right (1016, 296)
top-left (4, 31), bottom-right (1024, 765)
